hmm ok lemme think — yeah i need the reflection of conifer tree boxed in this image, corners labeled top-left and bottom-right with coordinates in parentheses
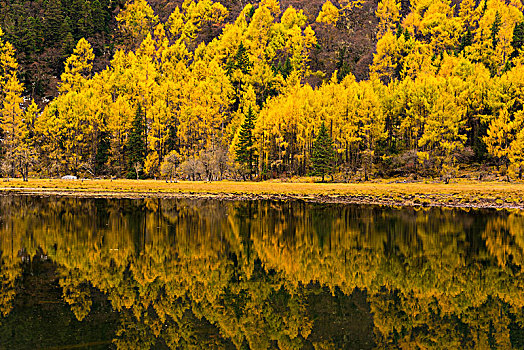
top-left (95, 131), bottom-right (110, 175)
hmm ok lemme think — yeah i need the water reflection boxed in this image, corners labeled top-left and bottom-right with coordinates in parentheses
top-left (1, 196), bottom-right (524, 349)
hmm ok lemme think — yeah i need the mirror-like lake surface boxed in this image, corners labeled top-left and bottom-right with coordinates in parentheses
top-left (1, 196), bottom-right (524, 349)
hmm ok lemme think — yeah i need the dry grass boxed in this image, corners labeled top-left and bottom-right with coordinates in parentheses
top-left (0, 178), bottom-right (523, 208)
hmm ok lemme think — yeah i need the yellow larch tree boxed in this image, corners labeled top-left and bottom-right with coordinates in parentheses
top-left (418, 75), bottom-right (467, 179)
top-left (1, 75), bottom-right (24, 179)
top-left (59, 38), bottom-right (95, 94)
top-left (0, 30), bottom-right (24, 179)
top-left (37, 38), bottom-right (104, 176)
top-left (376, 0), bottom-right (401, 39)
top-left (167, 0), bottom-right (228, 44)
top-left (370, 30), bottom-right (406, 83)
top-left (116, 0), bottom-right (159, 51)
top-left (17, 100), bottom-right (40, 181)
top-left (316, 1), bottom-right (340, 26)
top-left (467, 0), bottom-right (523, 76)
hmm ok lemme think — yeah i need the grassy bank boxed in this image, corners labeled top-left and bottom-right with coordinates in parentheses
top-left (0, 178), bottom-right (523, 209)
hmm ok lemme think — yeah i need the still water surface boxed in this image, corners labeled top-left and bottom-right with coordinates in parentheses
top-left (1, 195), bottom-right (524, 349)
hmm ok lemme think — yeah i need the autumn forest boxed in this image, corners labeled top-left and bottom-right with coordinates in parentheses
top-left (1, 0), bottom-right (524, 181)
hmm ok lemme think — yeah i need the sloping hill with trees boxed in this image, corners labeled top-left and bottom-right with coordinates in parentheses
top-left (0, 0), bottom-right (379, 100)
top-left (0, 0), bottom-right (119, 98)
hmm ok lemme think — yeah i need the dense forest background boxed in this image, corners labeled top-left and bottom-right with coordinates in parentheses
top-left (0, 0), bottom-right (524, 181)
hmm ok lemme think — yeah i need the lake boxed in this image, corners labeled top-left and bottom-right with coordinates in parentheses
top-left (0, 195), bottom-right (524, 349)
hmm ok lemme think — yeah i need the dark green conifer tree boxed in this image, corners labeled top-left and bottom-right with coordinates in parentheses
top-left (336, 48), bottom-right (351, 82)
top-left (90, 0), bottom-right (105, 34)
top-left (226, 42), bottom-right (253, 75)
top-left (95, 130), bottom-right (110, 175)
top-left (281, 57), bottom-right (292, 78)
top-left (491, 11), bottom-right (502, 49)
top-left (61, 17), bottom-right (75, 58)
top-left (126, 104), bottom-right (146, 179)
top-left (403, 28), bottom-right (411, 41)
top-left (166, 124), bottom-right (179, 153)
top-left (44, 0), bottom-right (65, 43)
top-left (396, 23), bottom-right (403, 38)
top-left (458, 28), bottom-right (473, 53)
top-left (235, 107), bottom-right (256, 180)
top-left (311, 122), bottom-right (335, 182)
top-left (24, 16), bottom-right (42, 54)
top-left (511, 21), bottom-right (524, 55)
top-left (227, 42), bottom-right (254, 112)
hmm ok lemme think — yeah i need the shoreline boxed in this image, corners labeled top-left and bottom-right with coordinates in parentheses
top-left (0, 179), bottom-right (523, 210)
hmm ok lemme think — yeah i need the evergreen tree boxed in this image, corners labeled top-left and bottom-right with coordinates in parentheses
top-left (272, 57), bottom-right (292, 79)
top-left (44, 0), bottom-right (65, 44)
top-left (95, 131), bottom-right (110, 175)
top-left (396, 23), bottom-right (403, 38)
top-left (491, 11), bottom-right (502, 49)
top-left (511, 21), bottom-right (524, 56)
top-left (281, 57), bottom-right (292, 79)
top-left (165, 124), bottom-right (179, 153)
top-left (235, 107), bottom-right (256, 180)
top-left (61, 30), bottom-right (75, 59)
top-left (126, 104), bottom-right (146, 179)
top-left (403, 28), bottom-right (411, 41)
top-left (90, 0), bottom-right (106, 34)
top-left (336, 48), bottom-right (351, 82)
top-left (311, 122), bottom-right (335, 182)
top-left (226, 42), bottom-right (253, 75)
top-left (458, 28), bottom-right (473, 53)
top-left (235, 42), bottom-right (253, 74)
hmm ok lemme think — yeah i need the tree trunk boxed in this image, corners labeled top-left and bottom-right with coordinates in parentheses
top-left (23, 164), bottom-right (28, 182)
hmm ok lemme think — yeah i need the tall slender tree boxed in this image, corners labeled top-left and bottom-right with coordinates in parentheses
top-left (235, 107), bottom-right (256, 180)
top-left (126, 104), bottom-right (146, 179)
top-left (311, 122), bottom-right (335, 182)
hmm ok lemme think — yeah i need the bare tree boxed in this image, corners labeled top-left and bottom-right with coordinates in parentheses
top-left (196, 144), bottom-right (231, 181)
top-left (180, 157), bottom-right (205, 181)
top-left (200, 149), bottom-right (214, 181)
top-left (133, 162), bottom-right (142, 180)
top-left (1, 159), bottom-right (14, 181)
top-left (212, 146), bottom-right (230, 180)
top-left (160, 151), bottom-right (180, 182)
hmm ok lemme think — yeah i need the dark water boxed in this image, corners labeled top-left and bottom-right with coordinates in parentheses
top-left (1, 196), bottom-right (524, 349)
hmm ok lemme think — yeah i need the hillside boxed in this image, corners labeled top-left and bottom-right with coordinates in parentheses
top-left (0, 0), bottom-right (120, 99)
top-left (148, 0), bottom-right (379, 80)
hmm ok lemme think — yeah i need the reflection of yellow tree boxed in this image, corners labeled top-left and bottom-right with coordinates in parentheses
top-left (2, 197), bottom-right (524, 348)
top-left (0, 255), bottom-right (21, 318)
top-left (483, 212), bottom-right (524, 268)
top-left (59, 269), bottom-right (92, 321)
top-left (237, 203), bottom-right (524, 348)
